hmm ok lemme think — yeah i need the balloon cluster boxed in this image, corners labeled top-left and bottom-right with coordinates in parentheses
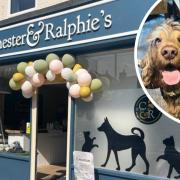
top-left (9, 53), bottom-right (102, 102)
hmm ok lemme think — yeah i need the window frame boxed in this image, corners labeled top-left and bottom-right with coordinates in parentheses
top-left (8, 0), bottom-right (37, 17)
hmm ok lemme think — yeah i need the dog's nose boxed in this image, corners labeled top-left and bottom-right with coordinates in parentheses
top-left (161, 46), bottom-right (178, 60)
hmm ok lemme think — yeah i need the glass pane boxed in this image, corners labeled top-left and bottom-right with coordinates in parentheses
top-left (0, 63), bottom-right (31, 156)
top-left (11, 0), bottom-right (35, 14)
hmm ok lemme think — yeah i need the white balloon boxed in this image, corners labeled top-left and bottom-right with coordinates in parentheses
top-left (66, 82), bottom-right (70, 89)
top-left (69, 84), bottom-right (80, 98)
top-left (77, 72), bottom-right (92, 86)
top-left (75, 69), bottom-right (89, 77)
top-left (66, 82), bottom-right (75, 89)
top-left (31, 73), bottom-right (45, 87)
top-left (21, 81), bottom-right (33, 94)
top-left (49, 59), bottom-right (63, 74)
top-left (82, 93), bottom-right (93, 102)
top-left (25, 66), bottom-right (36, 78)
top-left (46, 70), bottom-right (56, 81)
top-left (22, 91), bottom-right (33, 98)
top-left (61, 68), bottom-right (74, 80)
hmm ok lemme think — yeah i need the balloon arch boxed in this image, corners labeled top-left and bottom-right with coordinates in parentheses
top-left (9, 53), bottom-right (102, 102)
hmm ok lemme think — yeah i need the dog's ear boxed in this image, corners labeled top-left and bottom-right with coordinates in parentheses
top-left (170, 136), bottom-right (174, 140)
top-left (140, 49), bottom-right (160, 89)
top-left (83, 131), bottom-right (89, 134)
top-left (140, 53), bottom-right (154, 88)
top-left (170, 136), bottom-right (175, 146)
top-left (104, 117), bottom-right (108, 122)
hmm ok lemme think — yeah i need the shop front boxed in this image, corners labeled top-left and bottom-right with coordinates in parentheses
top-left (0, 0), bottom-right (179, 180)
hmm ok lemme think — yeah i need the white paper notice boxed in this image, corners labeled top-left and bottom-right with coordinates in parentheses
top-left (73, 151), bottom-right (95, 180)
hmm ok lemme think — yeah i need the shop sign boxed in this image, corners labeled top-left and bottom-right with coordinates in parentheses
top-left (0, 0), bottom-right (156, 58)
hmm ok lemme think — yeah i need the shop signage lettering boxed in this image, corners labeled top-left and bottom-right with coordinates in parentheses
top-left (0, 11), bottom-right (112, 49)
top-left (0, 0), bottom-right (156, 58)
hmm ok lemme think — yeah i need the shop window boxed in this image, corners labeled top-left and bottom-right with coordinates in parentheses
top-left (74, 49), bottom-right (180, 178)
top-left (10, 0), bottom-right (35, 14)
top-left (0, 64), bottom-right (30, 156)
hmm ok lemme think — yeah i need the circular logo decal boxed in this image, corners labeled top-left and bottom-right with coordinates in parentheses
top-left (134, 95), bottom-right (162, 124)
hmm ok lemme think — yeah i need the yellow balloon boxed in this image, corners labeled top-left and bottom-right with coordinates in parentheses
top-left (80, 86), bottom-right (91, 98)
top-left (73, 64), bottom-right (82, 73)
top-left (28, 61), bottom-right (33, 66)
top-left (13, 73), bottom-right (25, 82)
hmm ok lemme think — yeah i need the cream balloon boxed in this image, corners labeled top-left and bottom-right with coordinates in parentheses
top-left (46, 70), bottom-right (56, 81)
top-left (9, 78), bottom-right (21, 91)
top-left (25, 66), bottom-right (36, 78)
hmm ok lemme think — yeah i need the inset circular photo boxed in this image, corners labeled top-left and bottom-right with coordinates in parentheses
top-left (134, 0), bottom-right (180, 122)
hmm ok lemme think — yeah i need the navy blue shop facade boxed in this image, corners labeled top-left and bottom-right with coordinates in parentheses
top-left (0, 0), bottom-right (179, 180)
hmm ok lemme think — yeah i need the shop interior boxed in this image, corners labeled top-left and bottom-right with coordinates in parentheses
top-left (3, 91), bottom-right (31, 154)
top-left (36, 84), bottom-right (68, 180)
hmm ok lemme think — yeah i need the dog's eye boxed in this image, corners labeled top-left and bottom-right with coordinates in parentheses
top-left (154, 38), bottom-right (162, 45)
top-left (178, 37), bottom-right (180, 42)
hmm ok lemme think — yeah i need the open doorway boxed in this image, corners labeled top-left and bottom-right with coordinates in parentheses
top-left (36, 84), bottom-right (68, 180)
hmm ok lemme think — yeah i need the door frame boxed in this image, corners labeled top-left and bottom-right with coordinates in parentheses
top-left (29, 85), bottom-right (74, 180)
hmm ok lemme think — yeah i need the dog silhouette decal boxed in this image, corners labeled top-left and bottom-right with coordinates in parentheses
top-left (98, 117), bottom-right (149, 175)
top-left (157, 136), bottom-right (180, 179)
top-left (82, 131), bottom-right (99, 152)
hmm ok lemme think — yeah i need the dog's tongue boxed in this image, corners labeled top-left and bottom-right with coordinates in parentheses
top-left (162, 70), bottom-right (180, 85)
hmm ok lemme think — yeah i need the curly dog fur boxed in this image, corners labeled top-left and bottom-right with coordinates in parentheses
top-left (139, 19), bottom-right (180, 118)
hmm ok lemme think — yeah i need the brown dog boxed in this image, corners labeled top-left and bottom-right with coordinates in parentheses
top-left (139, 19), bottom-right (180, 118)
